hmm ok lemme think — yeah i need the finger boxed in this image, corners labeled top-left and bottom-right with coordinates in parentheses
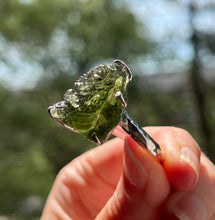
top-left (163, 153), bottom-right (215, 220)
top-left (41, 138), bottom-right (125, 220)
top-left (96, 136), bottom-right (170, 219)
top-left (112, 125), bottom-right (128, 140)
top-left (145, 127), bottom-right (201, 191)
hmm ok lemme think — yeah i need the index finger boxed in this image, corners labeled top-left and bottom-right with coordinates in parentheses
top-left (145, 127), bottom-right (201, 191)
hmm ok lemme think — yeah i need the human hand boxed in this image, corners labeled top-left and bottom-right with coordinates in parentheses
top-left (41, 127), bottom-right (215, 220)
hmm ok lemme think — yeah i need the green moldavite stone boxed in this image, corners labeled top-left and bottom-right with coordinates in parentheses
top-left (48, 60), bottom-right (132, 144)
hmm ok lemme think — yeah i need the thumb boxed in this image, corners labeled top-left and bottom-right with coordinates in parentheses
top-left (96, 137), bottom-right (170, 220)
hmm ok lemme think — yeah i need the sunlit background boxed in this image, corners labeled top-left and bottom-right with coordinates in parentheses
top-left (0, 0), bottom-right (215, 219)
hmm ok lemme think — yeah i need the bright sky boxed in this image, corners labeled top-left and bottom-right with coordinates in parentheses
top-left (0, 36), bottom-right (44, 91)
top-left (127, 0), bottom-right (215, 74)
top-left (0, 0), bottom-right (215, 91)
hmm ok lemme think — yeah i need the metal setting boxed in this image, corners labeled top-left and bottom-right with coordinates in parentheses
top-left (119, 109), bottom-right (161, 156)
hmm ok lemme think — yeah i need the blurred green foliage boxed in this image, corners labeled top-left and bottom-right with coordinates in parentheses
top-left (0, 0), bottom-right (215, 219)
top-left (0, 0), bottom-right (150, 218)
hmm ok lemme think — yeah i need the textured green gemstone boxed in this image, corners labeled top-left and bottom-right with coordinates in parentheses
top-left (48, 60), bottom-right (132, 144)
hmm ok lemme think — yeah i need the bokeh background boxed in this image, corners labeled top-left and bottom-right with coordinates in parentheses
top-left (0, 0), bottom-right (215, 219)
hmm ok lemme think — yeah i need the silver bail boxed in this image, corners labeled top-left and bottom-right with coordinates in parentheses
top-left (119, 109), bottom-right (161, 157)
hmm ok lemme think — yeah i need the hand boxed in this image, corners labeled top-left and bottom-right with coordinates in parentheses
top-left (41, 127), bottom-right (215, 220)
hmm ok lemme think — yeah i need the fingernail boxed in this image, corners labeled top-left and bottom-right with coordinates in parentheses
top-left (123, 137), bottom-right (147, 190)
top-left (180, 146), bottom-right (199, 179)
top-left (171, 194), bottom-right (207, 220)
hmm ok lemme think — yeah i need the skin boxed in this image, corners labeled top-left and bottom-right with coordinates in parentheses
top-left (41, 127), bottom-right (215, 220)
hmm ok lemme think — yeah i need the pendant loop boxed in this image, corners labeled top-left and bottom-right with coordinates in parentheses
top-left (119, 109), bottom-right (161, 157)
